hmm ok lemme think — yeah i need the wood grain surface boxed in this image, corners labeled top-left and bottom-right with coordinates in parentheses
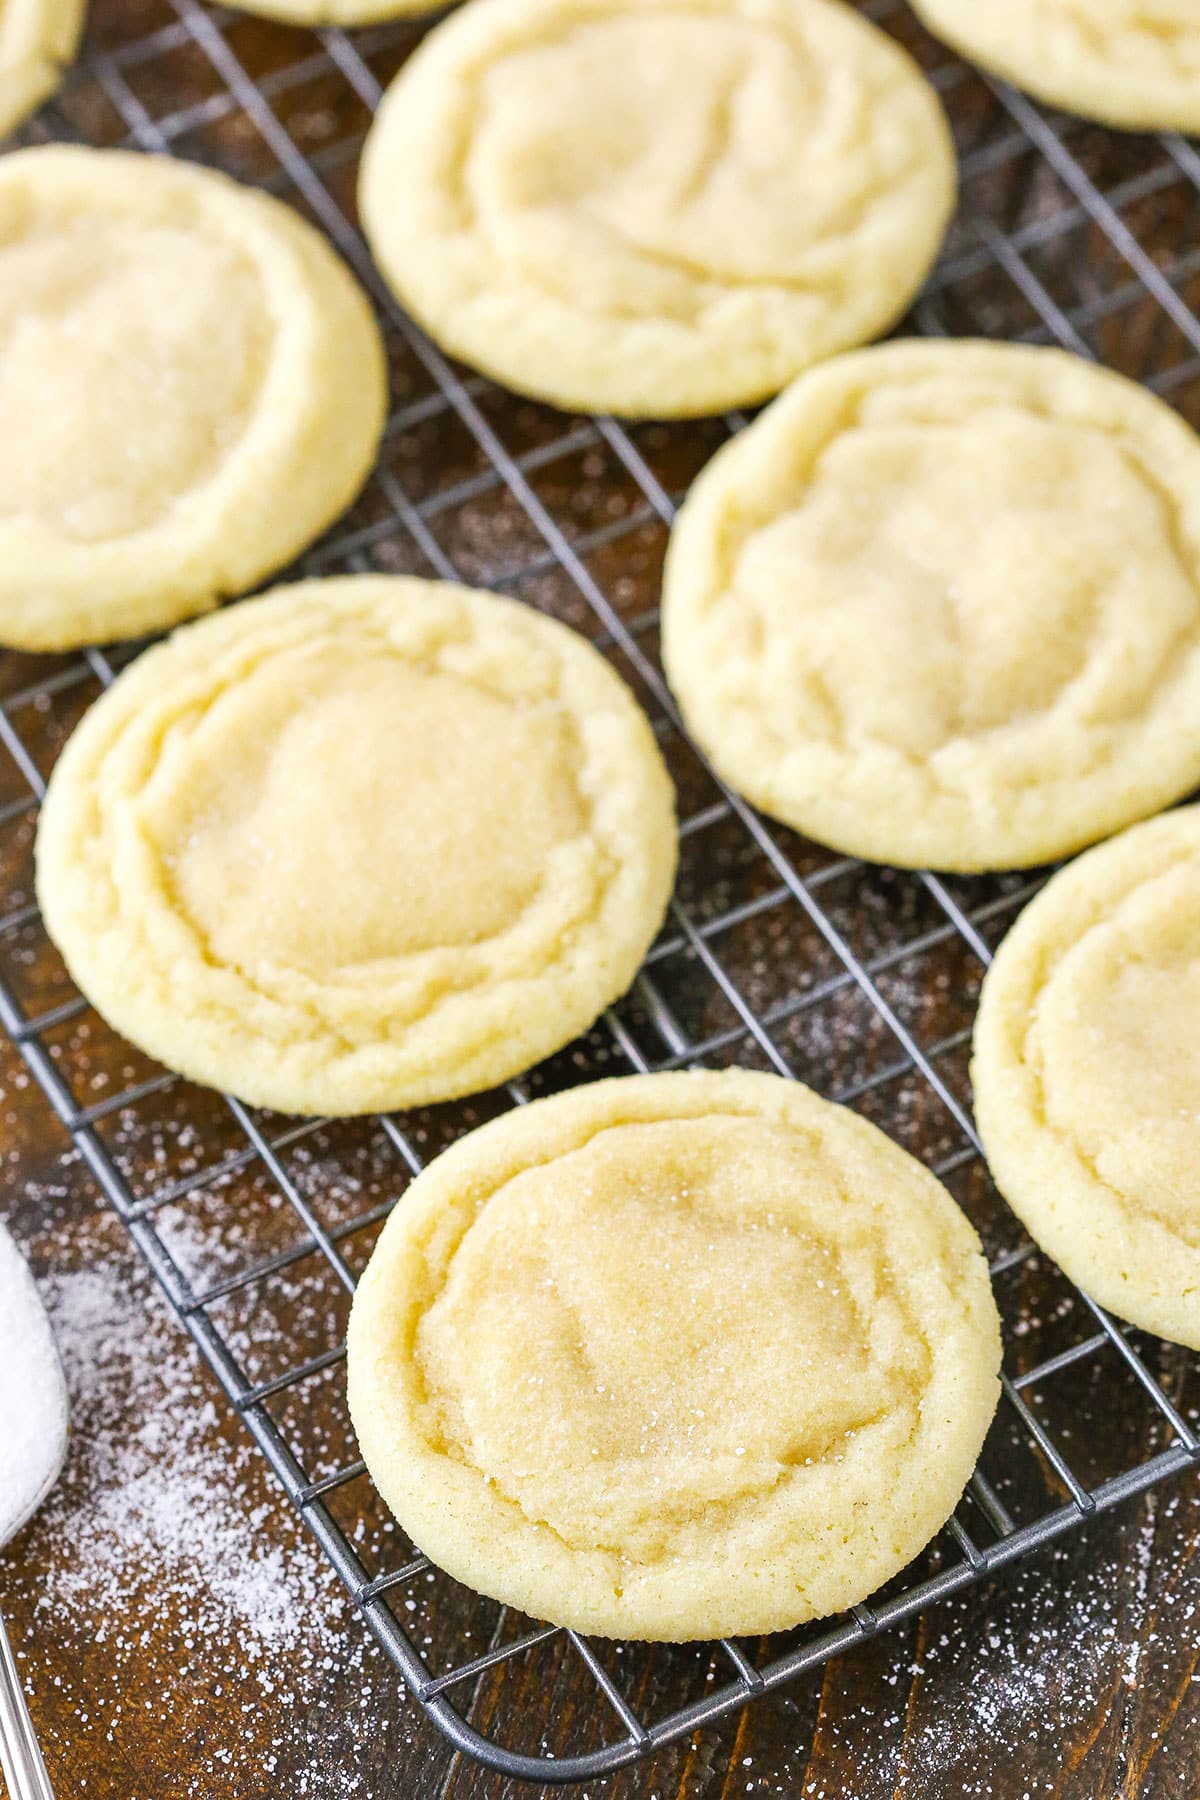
top-left (3, 1), bottom-right (1200, 1795)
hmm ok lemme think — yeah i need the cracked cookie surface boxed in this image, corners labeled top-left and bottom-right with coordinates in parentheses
top-left (348, 1069), bottom-right (1001, 1640)
top-left (974, 806), bottom-right (1200, 1350)
top-left (35, 576), bottom-right (678, 1116)
top-left (0, 147), bottom-right (386, 650)
top-left (912, 0), bottom-right (1200, 133)
top-left (0, 0), bottom-right (83, 134)
top-left (662, 341), bottom-right (1200, 872)
top-left (359, 0), bottom-right (955, 418)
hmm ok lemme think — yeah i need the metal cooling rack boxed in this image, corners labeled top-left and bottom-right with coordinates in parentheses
top-left (3, 0), bottom-right (1200, 1783)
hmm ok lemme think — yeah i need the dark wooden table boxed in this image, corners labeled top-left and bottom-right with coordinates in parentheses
top-left (4, 1), bottom-right (1200, 1795)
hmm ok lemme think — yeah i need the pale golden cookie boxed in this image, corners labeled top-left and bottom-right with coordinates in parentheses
top-left (911, 0), bottom-right (1200, 134)
top-left (662, 341), bottom-right (1200, 873)
top-left (359, 0), bottom-right (955, 419)
top-left (228, 0), bottom-right (432, 19)
top-left (0, 0), bottom-right (84, 136)
top-left (0, 146), bottom-right (387, 651)
top-left (974, 807), bottom-right (1200, 1350)
top-left (35, 577), bottom-right (678, 1117)
top-left (348, 1069), bottom-right (1001, 1640)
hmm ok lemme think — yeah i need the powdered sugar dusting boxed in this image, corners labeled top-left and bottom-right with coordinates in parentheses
top-left (1, 1183), bottom-right (419, 1796)
top-left (37, 1261), bottom-right (325, 1657)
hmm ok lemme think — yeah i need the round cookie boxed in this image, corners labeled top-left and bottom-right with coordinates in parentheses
top-left (0, 0), bottom-right (84, 135)
top-left (358, 0), bottom-right (955, 419)
top-left (35, 576), bottom-right (678, 1117)
top-left (227, 0), bottom-right (431, 19)
top-left (662, 340), bottom-right (1200, 873)
top-left (0, 0), bottom-right (83, 137)
top-left (0, 146), bottom-right (387, 651)
top-left (974, 807), bottom-right (1200, 1350)
top-left (911, 0), bottom-right (1200, 135)
top-left (348, 1069), bottom-right (1002, 1640)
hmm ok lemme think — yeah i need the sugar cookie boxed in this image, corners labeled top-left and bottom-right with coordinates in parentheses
top-left (911, 0), bottom-right (1200, 134)
top-left (662, 341), bottom-right (1200, 873)
top-left (36, 577), bottom-right (678, 1117)
top-left (359, 0), bottom-right (955, 418)
top-left (348, 1069), bottom-right (1001, 1640)
top-left (974, 806), bottom-right (1200, 1350)
top-left (0, 0), bottom-right (84, 136)
top-left (0, 146), bottom-right (386, 651)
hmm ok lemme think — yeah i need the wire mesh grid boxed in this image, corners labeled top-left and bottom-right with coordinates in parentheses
top-left (3, 0), bottom-right (1200, 1783)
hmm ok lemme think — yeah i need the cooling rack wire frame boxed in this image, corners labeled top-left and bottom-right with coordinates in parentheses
top-left (3, 0), bottom-right (1200, 1782)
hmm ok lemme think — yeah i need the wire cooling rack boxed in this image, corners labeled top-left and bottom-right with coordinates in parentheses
top-left (3, 0), bottom-right (1200, 1783)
